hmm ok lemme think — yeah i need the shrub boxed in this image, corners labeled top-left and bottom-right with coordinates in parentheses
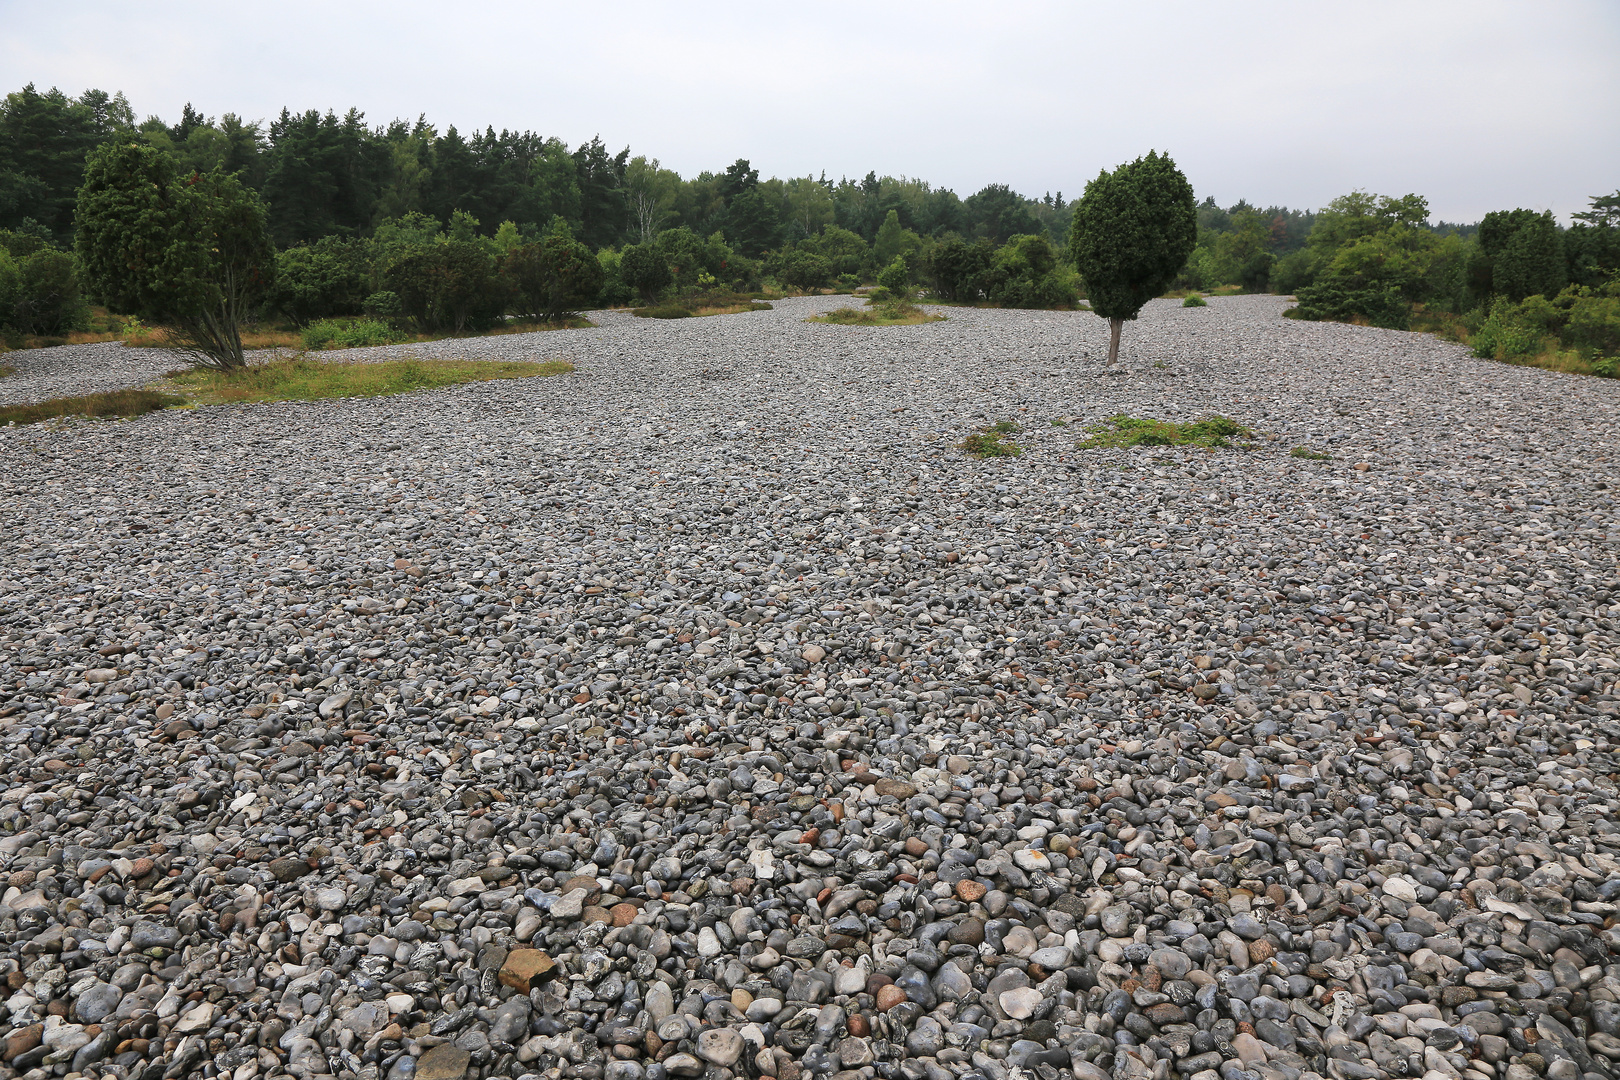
top-left (500, 237), bottom-right (604, 323)
top-left (267, 238), bottom-right (370, 326)
top-left (11, 248), bottom-right (90, 335)
top-left (618, 242), bottom-right (673, 302)
top-left (385, 240), bottom-right (506, 333)
top-left (1182, 294), bottom-right (1207, 307)
top-left (925, 237), bottom-right (994, 301)
top-left (1565, 290), bottom-right (1620, 355)
top-left (877, 256), bottom-right (910, 297)
top-left (75, 143), bottom-right (275, 370)
top-left (770, 248), bottom-right (833, 294)
top-left (1291, 279), bottom-right (1411, 330)
top-left (363, 291), bottom-right (402, 319)
top-left (1289, 446), bottom-right (1332, 460)
top-left (301, 318), bottom-right (403, 350)
top-left (0, 247), bottom-right (19, 331)
top-left (802, 226), bottom-right (868, 277)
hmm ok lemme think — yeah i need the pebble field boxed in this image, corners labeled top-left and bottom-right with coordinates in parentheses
top-left (0, 295), bottom-right (1618, 1080)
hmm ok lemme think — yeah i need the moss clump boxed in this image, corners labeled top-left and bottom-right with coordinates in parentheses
top-left (960, 420), bottom-right (1024, 457)
top-left (1078, 414), bottom-right (1254, 449)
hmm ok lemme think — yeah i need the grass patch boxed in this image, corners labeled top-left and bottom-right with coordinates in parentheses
top-left (167, 357), bottom-right (574, 405)
top-left (1078, 414), bottom-right (1255, 450)
top-left (811, 299), bottom-right (946, 326)
top-left (1289, 445), bottom-right (1332, 460)
top-left (1182, 294), bottom-right (1208, 308)
top-left (633, 290), bottom-right (772, 319)
top-left (960, 420), bottom-right (1023, 458)
top-left (0, 388), bottom-right (184, 426)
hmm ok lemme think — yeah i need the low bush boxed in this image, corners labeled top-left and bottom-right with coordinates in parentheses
top-left (0, 388), bottom-right (183, 426)
top-left (1289, 446), bottom-right (1332, 460)
top-left (1078, 414), bottom-right (1254, 449)
top-left (301, 318), bottom-right (404, 351)
top-left (1182, 294), bottom-right (1207, 307)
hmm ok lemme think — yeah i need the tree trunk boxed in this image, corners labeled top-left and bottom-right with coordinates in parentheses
top-left (1108, 317), bottom-right (1123, 364)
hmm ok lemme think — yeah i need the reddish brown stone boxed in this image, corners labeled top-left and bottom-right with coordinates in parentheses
top-left (956, 880), bottom-right (987, 902)
top-left (498, 949), bottom-right (557, 993)
top-left (875, 984), bottom-right (908, 1012)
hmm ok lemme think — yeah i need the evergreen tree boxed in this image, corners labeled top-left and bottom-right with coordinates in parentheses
top-left (76, 142), bottom-right (275, 369)
top-left (1069, 151), bottom-right (1197, 364)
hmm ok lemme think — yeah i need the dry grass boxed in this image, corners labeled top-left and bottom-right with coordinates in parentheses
top-left (166, 356), bottom-right (574, 405)
top-left (0, 388), bottom-right (185, 426)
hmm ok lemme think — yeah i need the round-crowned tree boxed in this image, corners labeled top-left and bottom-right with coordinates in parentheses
top-left (618, 242), bottom-right (673, 302)
top-left (75, 141), bottom-right (274, 370)
top-left (1069, 151), bottom-right (1196, 364)
top-left (500, 236), bottom-right (605, 323)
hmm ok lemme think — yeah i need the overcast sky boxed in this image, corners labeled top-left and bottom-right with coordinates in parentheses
top-left (6, 0), bottom-right (1617, 223)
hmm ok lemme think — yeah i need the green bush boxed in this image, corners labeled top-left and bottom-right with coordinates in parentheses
top-left (1566, 290), bottom-right (1620, 355)
top-left (267, 237), bottom-right (370, 326)
top-left (363, 291), bottom-right (402, 319)
top-left (618, 242), bottom-right (672, 302)
top-left (500, 236), bottom-right (604, 323)
top-left (301, 318), bottom-right (403, 350)
top-left (925, 237), bottom-right (994, 301)
top-left (769, 248), bottom-right (833, 293)
top-left (11, 248), bottom-right (89, 335)
top-left (1182, 294), bottom-right (1207, 307)
top-left (384, 240), bottom-right (506, 333)
top-left (877, 256), bottom-right (910, 297)
top-left (0, 248), bottom-right (20, 331)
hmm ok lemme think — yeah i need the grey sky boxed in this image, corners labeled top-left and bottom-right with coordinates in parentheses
top-left (6, 0), bottom-right (1617, 223)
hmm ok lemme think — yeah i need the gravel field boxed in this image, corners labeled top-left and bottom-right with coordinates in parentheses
top-left (1, 295), bottom-right (1619, 1080)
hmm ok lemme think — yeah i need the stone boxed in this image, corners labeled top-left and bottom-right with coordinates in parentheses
top-left (498, 949), bottom-right (557, 992)
top-left (1000, 987), bottom-right (1044, 1019)
top-left (416, 1044), bottom-right (471, 1080)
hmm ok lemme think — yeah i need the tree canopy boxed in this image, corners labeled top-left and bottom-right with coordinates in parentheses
top-left (1069, 151), bottom-right (1196, 362)
top-left (75, 141), bottom-right (275, 369)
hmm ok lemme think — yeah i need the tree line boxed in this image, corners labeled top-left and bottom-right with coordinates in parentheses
top-left (0, 84), bottom-right (1072, 255)
top-left (1, 82), bottom-right (1615, 371)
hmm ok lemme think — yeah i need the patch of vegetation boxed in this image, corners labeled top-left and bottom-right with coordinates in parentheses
top-left (811, 298), bottom-right (945, 327)
top-left (301, 318), bottom-right (403, 350)
top-left (1182, 294), bottom-right (1208, 307)
top-left (0, 388), bottom-right (184, 426)
top-left (1078, 414), bottom-right (1255, 450)
top-left (167, 357), bottom-right (574, 405)
top-left (632, 289), bottom-right (772, 319)
top-left (1289, 446), bottom-right (1332, 460)
top-left (1049, 418), bottom-right (1068, 427)
top-left (960, 420), bottom-right (1024, 458)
